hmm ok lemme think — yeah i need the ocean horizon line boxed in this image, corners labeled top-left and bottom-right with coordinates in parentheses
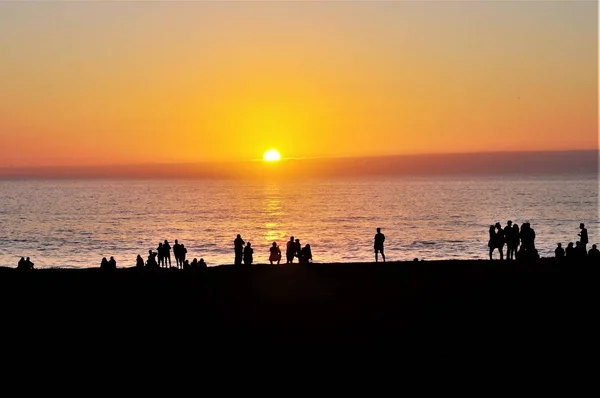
top-left (0, 149), bottom-right (597, 179)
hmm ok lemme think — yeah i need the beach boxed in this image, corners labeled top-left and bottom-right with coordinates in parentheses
top-left (2, 259), bottom-right (598, 353)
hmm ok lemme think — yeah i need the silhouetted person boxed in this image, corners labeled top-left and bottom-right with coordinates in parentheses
top-left (242, 242), bottom-right (253, 265)
top-left (108, 256), bottom-right (116, 270)
top-left (234, 234), bottom-right (245, 265)
top-left (199, 258), bottom-right (207, 268)
top-left (300, 244), bottom-right (312, 265)
top-left (495, 222), bottom-right (505, 260)
top-left (269, 242), bottom-right (281, 265)
top-left (566, 242), bottom-right (575, 259)
top-left (173, 240), bottom-right (182, 267)
top-left (555, 243), bottom-right (565, 259)
top-left (191, 258), bottom-right (198, 269)
top-left (183, 259), bottom-right (190, 270)
top-left (25, 257), bottom-right (34, 269)
top-left (505, 221), bottom-right (517, 260)
top-left (294, 239), bottom-right (301, 261)
top-left (488, 225), bottom-right (496, 260)
top-left (136, 255), bottom-right (144, 268)
top-left (374, 228), bottom-right (385, 262)
top-left (179, 244), bottom-right (187, 269)
top-left (512, 223), bottom-right (520, 256)
top-left (286, 236), bottom-right (295, 264)
top-left (101, 257), bottom-right (109, 269)
top-left (157, 243), bottom-right (164, 267)
top-left (163, 240), bottom-right (172, 267)
top-left (588, 244), bottom-right (600, 261)
top-left (147, 250), bottom-right (158, 269)
top-left (18, 257), bottom-right (26, 269)
top-left (579, 223), bottom-right (588, 252)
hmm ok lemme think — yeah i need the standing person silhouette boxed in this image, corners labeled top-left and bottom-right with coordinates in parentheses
top-left (173, 240), bottom-right (181, 267)
top-left (374, 227), bottom-right (385, 262)
top-left (286, 236), bottom-right (295, 264)
top-left (495, 222), bottom-right (505, 261)
top-left (157, 242), bottom-right (164, 267)
top-left (163, 240), bottom-right (172, 267)
top-left (179, 244), bottom-right (187, 269)
top-left (234, 234), bottom-right (245, 265)
top-left (579, 223), bottom-right (588, 252)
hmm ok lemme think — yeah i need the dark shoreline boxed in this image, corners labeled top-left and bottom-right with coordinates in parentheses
top-left (2, 258), bottom-right (598, 352)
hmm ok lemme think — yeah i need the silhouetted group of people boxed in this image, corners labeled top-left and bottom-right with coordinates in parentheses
top-left (233, 234), bottom-right (313, 265)
top-left (488, 221), bottom-right (538, 261)
top-left (100, 256), bottom-right (117, 270)
top-left (141, 239), bottom-right (206, 270)
top-left (285, 236), bottom-right (312, 265)
top-left (554, 223), bottom-right (598, 262)
top-left (17, 257), bottom-right (35, 270)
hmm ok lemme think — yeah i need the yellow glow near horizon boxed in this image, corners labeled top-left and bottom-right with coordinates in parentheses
top-left (263, 149), bottom-right (282, 162)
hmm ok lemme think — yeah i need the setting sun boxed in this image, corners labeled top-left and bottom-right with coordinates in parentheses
top-left (263, 149), bottom-right (281, 162)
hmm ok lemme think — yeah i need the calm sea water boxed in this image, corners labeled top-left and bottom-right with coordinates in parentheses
top-left (0, 175), bottom-right (597, 268)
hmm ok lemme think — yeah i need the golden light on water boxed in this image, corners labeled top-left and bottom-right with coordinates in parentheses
top-left (263, 149), bottom-right (281, 162)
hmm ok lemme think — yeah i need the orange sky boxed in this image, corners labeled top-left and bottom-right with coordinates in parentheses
top-left (0, 1), bottom-right (597, 167)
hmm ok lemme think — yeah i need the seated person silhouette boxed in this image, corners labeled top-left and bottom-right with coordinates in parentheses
top-left (565, 242), bottom-right (575, 259)
top-left (191, 258), bottom-right (198, 269)
top-left (101, 257), bottom-right (109, 269)
top-left (555, 243), bottom-right (565, 259)
top-left (199, 258), bottom-right (207, 268)
top-left (269, 242), bottom-right (281, 265)
top-left (146, 250), bottom-right (158, 269)
top-left (183, 259), bottom-right (190, 270)
top-left (136, 255), bottom-right (145, 268)
top-left (588, 244), bottom-right (600, 261)
top-left (107, 256), bottom-right (117, 270)
top-left (25, 257), bottom-right (34, 269)
top-left (300, 244), bottom-right (313, 265)
top-left (243, 242), bottom-right (254, 265)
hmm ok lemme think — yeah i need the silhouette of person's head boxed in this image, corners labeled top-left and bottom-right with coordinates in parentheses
top-left (593, 244), bottom-right (597, 250)
top-left (247, 242), bottom-right (251, 247)
top-left (377, 228), bottom-right (381, 233)
top-left (507, 220), bottom-right (512, 227)
top-left (272, 242), bottom-right (277, 247)
top-left (158, 243), bottom-right (163, 247)
top-left (290, 236), bottom-right (294, 241)
top-left (489, 225), bottom-right (495, 233)
top-left (164, 240), bottom-right (168, 244)
top-left (568, 242), bottom-right (574, 248)
top-left (237, 234), bottom-right (241, 239)
top-left (110, 256), bottom-right (114, 261)
top-left (148, 250), bottom-right (152, 254)
top-left (557, 243), bottom-right (562, 248)
top-left (26, 257), bottom-right (30, 261)
top-left (495, 222), bottom-right (501, 229)
top-left (175, 239), bottom-right (178, 244)
top-left (295, 239), bottom-right (300, 243)
top-left (580, 223), bottom-right (585, 229)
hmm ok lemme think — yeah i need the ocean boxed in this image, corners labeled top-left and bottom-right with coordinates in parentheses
top-left (0, 174), bottom-right (598, 268)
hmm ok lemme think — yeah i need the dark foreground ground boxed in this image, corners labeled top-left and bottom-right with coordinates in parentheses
top-left (1, 259), bottom-right (598, 359)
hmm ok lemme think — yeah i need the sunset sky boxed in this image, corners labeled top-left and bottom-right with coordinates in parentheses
top-left (0, 1), bottom-right (597, 168)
